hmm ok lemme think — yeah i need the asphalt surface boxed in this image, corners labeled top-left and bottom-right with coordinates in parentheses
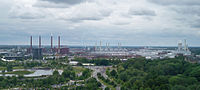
top-left (84, 66), bottom-right (112, 89)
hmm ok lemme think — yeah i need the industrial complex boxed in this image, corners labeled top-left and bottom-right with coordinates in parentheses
top-left (0, 35), bottom-right (198, 63)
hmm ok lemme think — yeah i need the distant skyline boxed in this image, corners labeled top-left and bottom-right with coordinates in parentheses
top-left (0, 0), bottom-right (200, 46)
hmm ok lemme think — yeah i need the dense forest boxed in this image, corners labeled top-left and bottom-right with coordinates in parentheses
top-left (107, 57), bottom-right (200, 90)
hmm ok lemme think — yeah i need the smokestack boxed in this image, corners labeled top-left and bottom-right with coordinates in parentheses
top-left (108, 43), bottom-right (110, 51)
top-left (39, 36), bottom-right (41, 48)
top-left (100, 41), bottom-right (102, 51)
top-left (118, 43), bottom-right (120, 49)
top-left (95, 42), bottom-right (97, 51)
top-left (178, 40), bottom-right (182, 51)
top-left (30, 36), bottom-right (32, 52)
top-left (51, 35), bottom-right (53, 49)
top-left (106, 43), bottom-right (107, 49)
top-left (184, 39), bottom-right (187, 51)
top-left (58, 36), bottom-right (60, 53)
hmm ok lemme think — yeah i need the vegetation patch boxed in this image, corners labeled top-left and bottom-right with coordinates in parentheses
top-left (108, 57), bottom-right (200, 90)
top-left (13, 66), bottom-right (24, 69)
top-left (73, 58), bottom-right (122, 66)
top-left (97, 73), bottom-right (116, 90)
top-left (0, 67), bottom-right (6, 70)
top-left (73, 67), bottom-right (86, 73)
top-left (1, 71), bottom-right (34, 75)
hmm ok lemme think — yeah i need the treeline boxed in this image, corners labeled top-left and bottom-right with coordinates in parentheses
top-left (0, 60), bottom-right (42, 68)
top-left (190, 47), bottom-right (200, 55)
top-left (107, 57), bottom-right (200, 90)
top-left (73, 57), bottom-right (122, 66)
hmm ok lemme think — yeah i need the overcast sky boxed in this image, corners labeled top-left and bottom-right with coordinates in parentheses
top-left (0, 0), bottom-right (200, 46)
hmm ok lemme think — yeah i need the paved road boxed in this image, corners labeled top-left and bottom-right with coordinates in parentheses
top-left (77, 66), bottom-right (121, 90)
top-left (116, 85), bottom-right (121, 90)
top-left (84, 66), bottom-right (112, 90)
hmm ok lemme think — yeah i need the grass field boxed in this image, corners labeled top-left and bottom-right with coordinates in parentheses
top-left (0, 66), bottom-right (25, 71)
top-left (0, 67), bottom-right (6, 70)
top-left (73, 67), bottom-right (86, 73)
top-left (13, 66), bottom-right (24, 69)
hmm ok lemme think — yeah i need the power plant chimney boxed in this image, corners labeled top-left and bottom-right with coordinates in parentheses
top-left (58, 36), bottom-right (60, 54)
top-left (30, 36), bottom-right (32, 52)
top-left (95, 42), bottom-right (97, 51)
top-left (178, 40), bottom-right (182, 51)
top-left (100, 41), bottom-right (102, 51)
top-left (51, 35), bottom-right (53, 49)
top-left (106, 43), bottom-right (108, 49)
top-left (118, 43), bottom-right (120, 50)
top-left (39, 36), bottom-right (41, 48)
top-left (184, 39), bottom-right (187, 51)
top-left (108, 43), bottom-right (110, 51)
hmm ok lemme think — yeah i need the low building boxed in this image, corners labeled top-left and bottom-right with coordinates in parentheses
top-left (69, 61), bottom-right (79, 65)
top-left (82, 63), bottom-right (95, 66)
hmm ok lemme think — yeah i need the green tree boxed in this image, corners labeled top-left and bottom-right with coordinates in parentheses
top-left (110, 70), bottom-right (117, 77)
top-left (53, 70), bottom-right (59, 76)
top-left (172, 85), bottom-right (187, 90)
top-left (7, 65), bottom-right (13, 72)
top-left (105, 87), bottom-right (110, 90)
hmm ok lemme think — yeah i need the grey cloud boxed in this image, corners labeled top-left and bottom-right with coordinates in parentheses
top-left (66, 16), bottom-right (103, 22)
top-left (34, 1), bottom-right (70, 8)
top-left (190, 20), bottom-right (200, 28)
top-left (148, 0), bottom-right (200, 6)
top-left (111, 18), bottom-right (131, 25)
top-left (129, 8), bottom-right (156, 16)
top-left (191, 24), bottom-right (200, 28)
top-left (172, 6), bottom-right (200, 16)
top-left (3, 0), bottom-right (200, 46)
top-left (112, 22), bottom-right (131, 25)
top-left (35, 0), bottom-right (93, 8)
top-left (64, 9), bottom-right (112, 22)
top-left (100, 10), bottom-right (112, 17)
top-left (9, 12), bottom-right (45, 19)
top-left (171, 6), bottom-right (200, 28)
top-left (9, 4), bottom-right (46, 20)
top-left (41, 0), bottom-right (86, 5)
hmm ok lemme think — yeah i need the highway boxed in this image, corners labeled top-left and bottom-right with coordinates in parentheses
top-left (84, 66), bottom-right (112, 89)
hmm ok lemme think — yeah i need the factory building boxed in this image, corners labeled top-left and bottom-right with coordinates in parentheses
top-left (27, 35), bottom-right (69, 60)
top-left (32, 48), bottom-right (43, 60)
top-left (31, 36), bottom-right (43, 60)
top-left (176, 39), bottom-right (191, 55)
top-left (60, 48), bottom-right (69, 55)
top-left (55, 36), bottom-right (69, 55)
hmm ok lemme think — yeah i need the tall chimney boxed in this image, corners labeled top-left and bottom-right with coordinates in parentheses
top-left (100, 41), bottom-right (102, 51)
top-left (30, 36), bottom-right (32, 52)
top-left (184, 39), bottom-right (187, 51)
top-left (118, 43), bottom-right (119, 49)
top-left (58, 36), bottom-right (60, 53)
top-left (95, 42), bottom-right (97, 51)
top-left (108, 43), bottom-right (110, 51)
top-left (39, 36), bottom-right (41, 48)
top-left (51, 35), bottom-right (53, 49)
top-left (106, 43), bottom-right (108, 49)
